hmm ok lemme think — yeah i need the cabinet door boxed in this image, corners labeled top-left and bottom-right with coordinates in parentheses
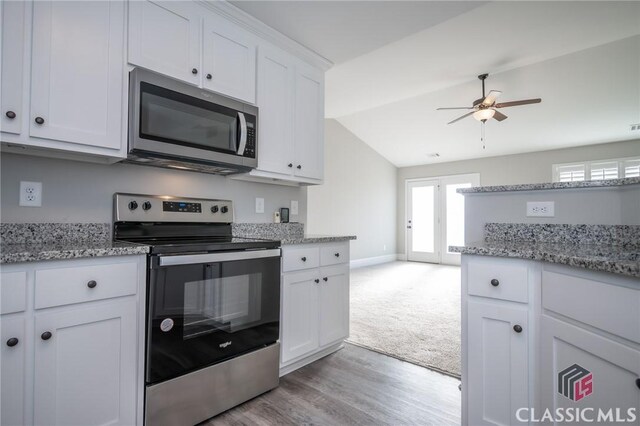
top-left (128, 0), bottom-right (201, 86)
top-left (34, 299), bottom-right (137, 426)
top-left (540, 316), bottom-right (640, 424)
top-left (467, 299), bottom-right (529, 425)
top-left (319, 265), bottom-right (349, 347)
top-left (1, 316), bottom-right (26, 426)
top-left (293, 63), bottom-right (324, 180)
top-left (202, 14), bottom-right (256, 103)
top-left (0, 0), bottom-right (26, 135)
top-left (281, 270), bottom-right (319, 364)
top-left (29, 1), bottom-right (124, 150)
top-left (256, 44), bottom-right (294, 176)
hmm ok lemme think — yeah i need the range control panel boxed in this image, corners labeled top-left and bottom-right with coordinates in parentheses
top-left (114, 193), bottom-right (233, 223)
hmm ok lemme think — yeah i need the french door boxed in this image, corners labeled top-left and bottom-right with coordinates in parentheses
top-left (406, 174), bottom-right (479, 265)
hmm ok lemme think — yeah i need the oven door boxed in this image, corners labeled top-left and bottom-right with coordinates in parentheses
top-left (147, 249), bottom-right (280, 384)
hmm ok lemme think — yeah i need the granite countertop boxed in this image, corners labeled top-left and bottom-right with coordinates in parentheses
top-left (277, 234), bottom-right (357, 245)
top-left (457, 177), bottom-right (640, 194)
top-left (450, 240), bottom-right (640, 278)
top-left (0, 240), bottom-right (150, 264)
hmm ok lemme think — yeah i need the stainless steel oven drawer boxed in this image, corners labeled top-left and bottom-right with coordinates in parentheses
top-left (145, 343), bottom-right (280, 426)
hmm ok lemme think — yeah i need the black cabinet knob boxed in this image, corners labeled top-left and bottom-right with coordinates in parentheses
top-left (128, 201), bottom-right (138, 211)
top-left (211, 205), bottom-right (219, 213)
top-left (636, 378), bottom-right (640, 390)
top-left (490, 279), bottom-right (500, 287)
top-left (334, 253), bottom-right (340, 257)
top-left (6, 337), bottom-right (19, 347)
top-left (142, 201), bottom-right (152, 211)
top-left (288, 163), bottom-right (293, 168)
top-left (221, 206), bottom-right (229, 214)
top-left (513, 325), bottom-right (523, 333)
top-left (314, 279), bottom-right (320, 283)
top-left (34, 116), bottom-right (45, 125)
top-left (301, 257), bottom-right (307, 262)
top-left (5, 111), bottom-right (16, 119)
top-left (192, 68), bottom-right (198, 75)
top-left (323, 277), bottom-right (328, 282)
top-left (87, 280), bottom-right (97, 289)
top-left (206, 73), bottom-right (212, 80)
top-left (296, 165), bottom-right (302, 169)
top-left (41, 331), bottom-right (52, 340)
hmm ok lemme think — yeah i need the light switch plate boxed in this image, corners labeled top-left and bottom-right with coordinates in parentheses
top-left (290, 200), bottom-right (298, 215)
top-left (255, 197), bottom-right (264, 214)
top-left (526, 201), bottom-right (555, 217)
top-left (19, 181), bottom-right (42, 207)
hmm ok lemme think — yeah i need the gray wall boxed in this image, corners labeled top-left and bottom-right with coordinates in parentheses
top-left (0, 153), bottom-right (307, 224)
top-left (307, 119), bottom-right (397, 261)
top-left (397, 139), bottom-right (640, 254)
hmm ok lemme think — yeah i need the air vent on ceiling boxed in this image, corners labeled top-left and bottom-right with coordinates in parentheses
top-left (631, 123), bottom-right (640, 131)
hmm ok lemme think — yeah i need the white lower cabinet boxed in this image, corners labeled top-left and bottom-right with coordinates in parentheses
top-left (280, 242), bottom-right (350, 372)
top-left (463, 255), bottom-right (640, 426)
top-left (0, 255), bottom-right (146, 426)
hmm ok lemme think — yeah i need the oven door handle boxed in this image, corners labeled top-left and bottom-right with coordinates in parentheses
top-left (157, 249), bottom-right (281, 267)
top-left (236, 112), bottom-right (247, 155)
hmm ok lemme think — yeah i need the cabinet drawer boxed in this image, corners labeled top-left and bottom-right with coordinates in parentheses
top-left (1, 271), bottom-right (27, 314)
top-left (542, 269), bottom-right (640, 343)
top-left (467, 257), bottom-right (529, 303)
top-left (35, 261), bottom-right (138, 309)
top-left (282, 247), bottom-right (320, 272)
top-left (320, 243), bottom-right (349, 266)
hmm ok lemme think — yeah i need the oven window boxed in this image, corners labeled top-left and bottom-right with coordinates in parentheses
top-left (183, 273), bottom-right (262, 339)
top-left (139, 82), bottom-right (237, 153)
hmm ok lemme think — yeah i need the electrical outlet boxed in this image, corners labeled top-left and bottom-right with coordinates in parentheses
top-left (255, 197), bottom-right (264, 214)
top-left (19, 181), bottom-right (42, 207)
top-left (290, 200), bottom-right (298, 215)
top-left (526, 201), bottom-right (555, 217)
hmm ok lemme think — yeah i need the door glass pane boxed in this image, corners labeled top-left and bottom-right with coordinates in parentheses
top-left (411, 185), bottom-right (435, 253)
top-left (446, 183), bottom-right (471, 252)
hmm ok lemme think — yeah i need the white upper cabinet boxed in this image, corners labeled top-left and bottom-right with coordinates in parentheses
top-left (0, 0), bottom-right (27, 135)
top-left (128, 0), bottom-right (201, 86)
top-left (29, 1), bottom-right (125, 150)
top-left (203, 14), bottom-right (256, 103)
top-left (256, 44), bottom-right (294, 176)
top-left (293, 62), bottom-right (324, 180)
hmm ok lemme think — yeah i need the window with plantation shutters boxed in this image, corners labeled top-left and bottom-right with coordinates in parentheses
top-left (553, 156), bottom-right (640, 182)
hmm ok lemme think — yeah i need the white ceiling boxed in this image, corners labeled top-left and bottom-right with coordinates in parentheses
top-left (230, 1), bottom-right (485, 64)
top-left (232, 1), bottom-right (640, 167)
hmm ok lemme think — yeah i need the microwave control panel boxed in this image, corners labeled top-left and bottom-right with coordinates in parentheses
top-left (243, 122), bottom-right (256, 158)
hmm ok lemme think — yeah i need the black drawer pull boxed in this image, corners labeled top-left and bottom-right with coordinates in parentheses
top-left (35, 116), bottom-right (45, 125)
top-left (6, 337), bottom-right (19, 347)
top-left (513, 325), bottom-right (523, 333)
top-left (301, 257), bottom-right (307, 262)
top-left (334, 253), bottom-right (340, 257)
top-left (296, 165), bottom-right (302, 169)
top-left (192, 68), bottom-right (198, 75)
top-left (41, 331), bottom-right (52, 341)
top-left (635, 378), bottom-right (640, 390)
top-left (87, 280), bottom-right (97, 289)
top-left (490, 279), bottom-right (499, 287)
top-left (323, 277), bottom-right (328, 282)
top-left (5, 111), bottom-right (16, 119)
top-left (314, 279), bottom-right (320, 284)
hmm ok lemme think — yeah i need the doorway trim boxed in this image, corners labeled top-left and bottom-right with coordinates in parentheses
top-left (404, 173), bottom-right (480, 265)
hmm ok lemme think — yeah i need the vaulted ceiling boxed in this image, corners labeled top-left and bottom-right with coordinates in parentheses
top-left (233, 1), bottom-right (640, 167)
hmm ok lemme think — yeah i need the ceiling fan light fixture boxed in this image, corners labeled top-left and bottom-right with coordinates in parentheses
top-left (473, 109), bottom-right (495, 121)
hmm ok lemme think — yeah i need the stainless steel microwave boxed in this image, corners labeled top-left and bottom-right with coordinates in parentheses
top-left (127, 68), bottom-right (258, 175)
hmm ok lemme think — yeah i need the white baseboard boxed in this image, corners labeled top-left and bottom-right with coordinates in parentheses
top-left (397, 253), bottom-right (407, 261)
top-left (279, 342), bottom-right (344, 376)
top-left (350, 254), bottom-right (398, 269)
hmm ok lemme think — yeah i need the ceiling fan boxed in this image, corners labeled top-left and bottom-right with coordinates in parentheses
top-left (437, 73), bottom-right (541, 125)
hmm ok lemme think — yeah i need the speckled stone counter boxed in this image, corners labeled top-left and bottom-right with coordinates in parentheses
top-left (450, 240), bottom-right (639, 278)
top-left (457, 176), bottom-right (640, 194)
top-left (232, 223), bottom-right (356, 245)
top-left (0, 223), bottom-right (149, 264)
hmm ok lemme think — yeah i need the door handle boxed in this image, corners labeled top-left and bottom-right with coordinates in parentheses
top-left (236, 112), bottom-right (247, 155)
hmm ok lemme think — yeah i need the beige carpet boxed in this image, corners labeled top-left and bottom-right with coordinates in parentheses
top-left (348, 261), bottom-right (461, 377)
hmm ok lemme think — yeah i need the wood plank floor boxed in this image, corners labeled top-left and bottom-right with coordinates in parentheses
top-left (202, 343), bottom-right (461, 425)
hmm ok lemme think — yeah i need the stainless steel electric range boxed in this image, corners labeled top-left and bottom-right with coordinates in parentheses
top-left (113, 193), bottom-right (281, 426)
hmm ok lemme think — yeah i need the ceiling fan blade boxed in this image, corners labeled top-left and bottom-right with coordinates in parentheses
top-left (447, 111), bottom-right (475, 125)
top-left (482, 90), bottom-right (502, 106)
top-left (436, 107), bottom-right (474, 110)
top-left (493, 110), bottom-right (508, 121)
top-left (494, 98), bottom-right (542, 108)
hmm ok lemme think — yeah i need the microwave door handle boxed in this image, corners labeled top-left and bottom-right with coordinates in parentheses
top-left (236, 112), bottom-right (247, 155)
